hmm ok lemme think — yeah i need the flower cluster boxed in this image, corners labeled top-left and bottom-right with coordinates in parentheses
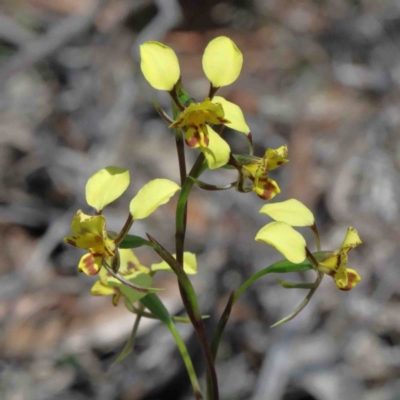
top-left (140, 37), bottom-right (287, 195)
top-left (63, 167), bottom-right (182, 302)
top-left (62, 36), bottom-right (363, 390)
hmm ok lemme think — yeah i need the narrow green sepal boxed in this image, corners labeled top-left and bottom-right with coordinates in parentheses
top-left (103, 261), bottom-right (162, 294)
top-left (154, 100), bottom-right (174, 125)
top-left (270, 272), bottom-right (323, 327)
top-left (189, 176), bottom-right (236, 191)
top-left (112, 310), bottom-right (142, 365)
top-left (277, 279), bottom-right (318, 289)
top-left (221, 164), bottom-right (236, 170)
top-left (232, 154), bottom-right (258, 165)
top-left (124, 298), bottom-right (136, 313)
top-left (234, 260), bottom-right (313, 302)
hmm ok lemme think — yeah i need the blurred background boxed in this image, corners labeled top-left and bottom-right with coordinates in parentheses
top-left (1, 0), bottom-right (400, 399)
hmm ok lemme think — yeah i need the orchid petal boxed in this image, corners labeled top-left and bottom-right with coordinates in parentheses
top-left (213, 96), bottom-right (250, 135)
top-left (86, 167), bottom-right (130, 212)
top-left (140, 41), bottom-right (180, 91)
top-left (202, 37), bottom-right (243, 87)
top-left (259, 199), bottom-right (315, 227)
top-left (130, 179), bottom-right (180, 220)
top-left (255, 222), bottom-right (307, 263)
top-left (201, 127), bottom-right (230, 169)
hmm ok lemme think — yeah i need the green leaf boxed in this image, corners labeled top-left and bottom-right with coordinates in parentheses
top-left (140, 294), bottom-right (202, 396)
top-left (119, 234), bottom-right (154, 249)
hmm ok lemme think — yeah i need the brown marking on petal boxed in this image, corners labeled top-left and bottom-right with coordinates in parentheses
top-left (94, 235), bottom-right (102, 243)
top-left (339, 270), bottom-right (359, 291)
top-left (336, 254), bottom-right (343, 268)
top-left (257, 181), bottom-right (276, 200)
top-left (186, 133), bottom-right (200, 147)
top-left (203, 134), bottom-right (209, 147)
top-left (127, 261), bottom-right (138, 271)
top-left (324, 269), bottom-right (336, 277)
top-left (80, 254), bottom-right (99, 276)
top-left (217, 117), bottom-right (230, 124)
top-left (66, 239), bottom-right (76, 246)
top-left (277, 161), bottom-right (284, 166)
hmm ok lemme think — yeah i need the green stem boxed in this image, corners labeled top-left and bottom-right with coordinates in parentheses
top-left (210, 292), bottom-right (235, 363)
top-left (207, 292), bottom-right (235, 399)
top-left (208, 83), bottom-right (219, 100)
top-left (141, 294), bottom-right (203, 400)
top-left (172, 83), bottom-right (217, 397)
top-left (175, 154), bottom-right (205, 254)
top-left (148, 235), bottom-right (219, 400)
top-left (114, 214), bottom-right (134, 248)
top-left (175, 128), bottom-right (187, 186)
top-left (310, 223), bottom-right (321, 252)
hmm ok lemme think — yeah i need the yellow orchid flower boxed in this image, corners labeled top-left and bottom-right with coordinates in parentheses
top-left (64, 210), bottom-right (115, 276)
top-left (314, 227), bottom-right (362, 291)
top-left (140, 37), bottom-right (249, 170)
top-left (64, 166), bottom-right (180, 275)
top-left (169, 98), bottom-right (230, 148)
top-left (239, 145), bottom-right (289, 200)
top-left (91, 249), bottom-right (152, 306)
top-left (256, 199), bottom-right (362, 290)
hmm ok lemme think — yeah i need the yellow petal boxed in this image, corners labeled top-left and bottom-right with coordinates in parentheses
top-left (340, 227), bottom-right (362, 253)
top-left (254, 177), bottom-right (281, 200)
top-left (202, 36), bottom-right (243, 87)
top-left (140, 41), bottom-right (180, 91)
top-left (201, 127), bottom-right (230, 169)
top-left (65, 211), bottom-right (115, 257)
top-left (91, 280), bottom-right (116, 296)
top-left (265, 145), bottom-right (289, 170)
top-left (259, 199), bottom-right (315, 227)
top-left (70, 210), bottom-right (102, 235)
top-left (255, 221), bottom-right (307, 263)
top-left (78, 253), bottom-right (102, 276)
top-left (333, 267), bottom-right (348, 289)
top-left (86, 167), bottom-right (130, 212)
top-left (129, 179), bottom-right (180, 220)
top-left (151, 252), bottom-right (197, 275)
top-left (338, 268), bottom-right (361, 291)
top-left (119, 249), bottom-right (149, 275)
top-left (170, 98), bottom-right (227, 128)
top-left (213, 96), bottom-right (250, 135)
